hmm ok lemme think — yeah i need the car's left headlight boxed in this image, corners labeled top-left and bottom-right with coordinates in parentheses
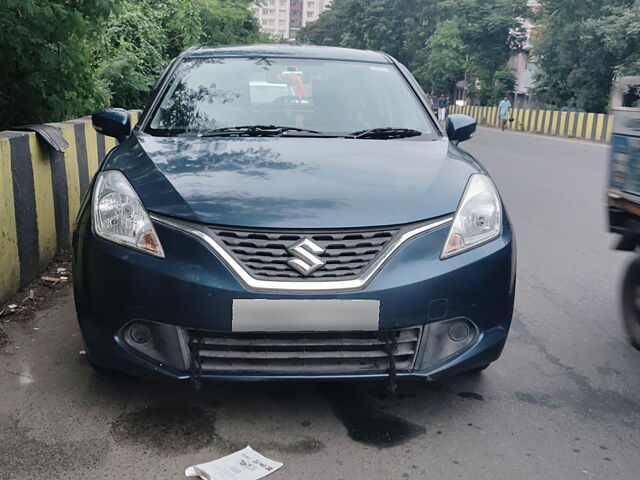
top-left (442, 174), bottom-right (502, 258)
top-left (92, 170), bottom-right (165, 258)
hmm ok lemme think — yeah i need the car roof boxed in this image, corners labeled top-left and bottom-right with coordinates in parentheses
top-left (186, 45), bottom-right (392, 64)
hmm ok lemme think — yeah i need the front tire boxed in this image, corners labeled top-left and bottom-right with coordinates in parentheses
top-left (621, 256), bottom-right (640, 350)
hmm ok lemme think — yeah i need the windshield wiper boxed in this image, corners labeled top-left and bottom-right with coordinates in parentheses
top-left (184, 125), bottom-right (323, 137)
top-left (349, 128), bottom-right (423, 139)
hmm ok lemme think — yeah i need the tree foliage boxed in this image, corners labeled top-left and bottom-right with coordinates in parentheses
top-left (0, 0), bottom-right (266, 129)
top-left (299, 0), bottom-right (526, 104)
top-left (0, 0), bottom-right (112, 128)
top-left (3, 0), bottom-right (636, 124)
top-left (592, 0), bottom-right (640, 78)
top-left (96, 0), bottom-right (267, 110)
top-left (533, 0), bottom-right (640, 112)
top-left (439, 0), bottom-right (526, 104)
top-left (413, 20), bottom-right (466, 97)
top-left (300, 0), bottom-right (640, 111)
top-left (299, 0), bottom-right (440, 68)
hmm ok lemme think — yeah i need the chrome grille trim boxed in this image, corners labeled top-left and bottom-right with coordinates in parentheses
top-left (188, 327), bottom-right (422, 374)
top-left (150, 214), bottom-right (453, 293)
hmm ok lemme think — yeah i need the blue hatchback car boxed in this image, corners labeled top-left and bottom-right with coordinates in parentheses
top-left (73, 45), bottom-right (516, 383)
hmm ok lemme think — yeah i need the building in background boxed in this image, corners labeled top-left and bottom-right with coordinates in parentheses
top-left (289, 0), bottom-right (304, 39)
top-left (508, 0), bottom-right (540, 108)
top-left (251, 0), bottom-right (332, 41)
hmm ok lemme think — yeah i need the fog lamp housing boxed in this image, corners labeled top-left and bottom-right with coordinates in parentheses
top-left (417, 317), bottom-right (479, 371)
top-left (121, 320), bottom-right (189, 371)
top-left (128, 322), bottom-right (152, 344)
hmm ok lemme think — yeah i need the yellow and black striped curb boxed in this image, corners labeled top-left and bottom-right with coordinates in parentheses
top-left (0, 111), bottom-right (140, 304)
top-left (449, 105), bottom-right (613, 143)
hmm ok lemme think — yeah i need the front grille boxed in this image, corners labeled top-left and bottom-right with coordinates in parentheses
top-left (188, 327), bottom-right (422, 374)
top-left (208, 226), bottom-right (399, 280)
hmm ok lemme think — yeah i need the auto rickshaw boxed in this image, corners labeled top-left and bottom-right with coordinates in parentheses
top-left (607, 76), bottom-right (640, 349)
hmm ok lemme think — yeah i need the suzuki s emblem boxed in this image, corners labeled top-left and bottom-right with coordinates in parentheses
top-left (287, 238), bottom-right (326, 276)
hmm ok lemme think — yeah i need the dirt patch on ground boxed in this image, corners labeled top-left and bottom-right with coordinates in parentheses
top-left (0, 253), bottom-right (72, 348)
top-left (111, 403), bottom-right (219, 455)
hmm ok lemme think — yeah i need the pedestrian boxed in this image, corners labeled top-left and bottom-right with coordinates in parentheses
top-left (499, 96), bottom-right (512, 131)
top-left (437, 93), bottom-right (447, 123)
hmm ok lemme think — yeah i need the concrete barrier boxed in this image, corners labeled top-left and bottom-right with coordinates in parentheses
top-left (0, 111), bottom-right (140, 304)
top-left (448, 105), bottom-right (614, 143)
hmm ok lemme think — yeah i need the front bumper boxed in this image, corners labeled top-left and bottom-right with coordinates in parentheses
top-left (608, 190), bottom-right (640, 251)
top-left (73, 215), bottom-right (516, 382)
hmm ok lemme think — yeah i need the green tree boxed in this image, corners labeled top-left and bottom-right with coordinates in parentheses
top-left (0, 0), bottom-right (267, 128)
top-left (488, 69), bottom-right (516, 105)
top-left (299, 0), bottom-right (440, 68)
top-left (96, 0), bottom-right (169, 109)
top-left (533, 0), bottom-right (636, 112)
top-left (96, 0), bottom-right (267, 110)
top-left (196, 0), bottom-right (267, 47)
top-left (296, 7), bottom-right (342, 45)
top-left (165, 0), bottom-right (267, 58)
top-left (299, 0), bottom-right (526, 105)
top-left (413, 20), bottom-right (466, 97)
top-left (438, 0), bottom-right (526, 105)
top-left (592, 0), bottom-right (640, 78)
top-left (0, 0), bottom-right (113, 129)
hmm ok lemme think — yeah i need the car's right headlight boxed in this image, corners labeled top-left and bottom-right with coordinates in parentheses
top-left (92, 170), bottom-right (165, 258)
top-left (441, 174), bottom-right (502, 258)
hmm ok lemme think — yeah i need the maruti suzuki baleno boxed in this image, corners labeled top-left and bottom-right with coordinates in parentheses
top-left (73, 45), bottom-right (516, 383)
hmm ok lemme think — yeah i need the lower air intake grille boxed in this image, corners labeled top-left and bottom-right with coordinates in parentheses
top-left (188, 327), bottom-right (422, 374)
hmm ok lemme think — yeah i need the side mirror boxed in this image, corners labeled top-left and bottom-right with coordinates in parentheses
top-left (446, 114), bottom-right (477, 144)
top-left (92, 108), bottom-right (131, 142)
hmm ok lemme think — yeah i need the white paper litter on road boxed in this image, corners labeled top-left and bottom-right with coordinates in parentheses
top-left (185, 446), bottom-right (283, 480)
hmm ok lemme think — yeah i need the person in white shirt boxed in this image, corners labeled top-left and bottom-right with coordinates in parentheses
top-left (499, 96), bottom-right (512, 131)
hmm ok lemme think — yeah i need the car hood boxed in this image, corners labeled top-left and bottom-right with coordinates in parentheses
top-left (106, 132), bottom-right (481, 229)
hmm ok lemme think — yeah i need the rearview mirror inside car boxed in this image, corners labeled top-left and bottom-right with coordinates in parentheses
top-left (446, 114), bottom-right (477, 144)
top-left (92, 108), bottom-right (131, 142)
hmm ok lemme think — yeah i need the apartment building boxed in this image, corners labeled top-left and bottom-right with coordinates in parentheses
top-left (508, 0), bottom-right (540, 108)
top-left (251, 0), bottom-right (332, 40)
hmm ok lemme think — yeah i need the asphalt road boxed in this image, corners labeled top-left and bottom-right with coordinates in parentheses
top-left (2, 127), bottom-right (640, 480)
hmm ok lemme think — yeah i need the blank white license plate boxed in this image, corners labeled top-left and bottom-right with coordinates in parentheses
top-left (232, 299), bottom-right (380, 332)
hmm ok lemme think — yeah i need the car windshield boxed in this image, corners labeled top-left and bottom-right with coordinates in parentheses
top-left (146, 57), bottom-right (435, 137)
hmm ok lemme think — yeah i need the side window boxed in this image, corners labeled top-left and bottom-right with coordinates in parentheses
top-left (623, 85), bottom-right (640, 108)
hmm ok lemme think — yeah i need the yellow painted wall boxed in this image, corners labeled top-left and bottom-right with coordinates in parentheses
top-left (448, 105), bottom-right (612, 143)
top-left (0, 137), bottom-right (20, 302)
top-left (28, 133), bottom-right (56, 266)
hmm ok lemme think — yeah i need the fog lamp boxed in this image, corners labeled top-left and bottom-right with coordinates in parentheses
top-left (128, 322), bottom-right (152, 344)
top-left (448, 322), bottom-right (470, 342)
top-left (418, 318), bottom-right (478, 371)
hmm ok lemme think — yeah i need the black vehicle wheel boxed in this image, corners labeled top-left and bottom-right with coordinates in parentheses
top-left (621, 257), bottom-right (640, 350)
